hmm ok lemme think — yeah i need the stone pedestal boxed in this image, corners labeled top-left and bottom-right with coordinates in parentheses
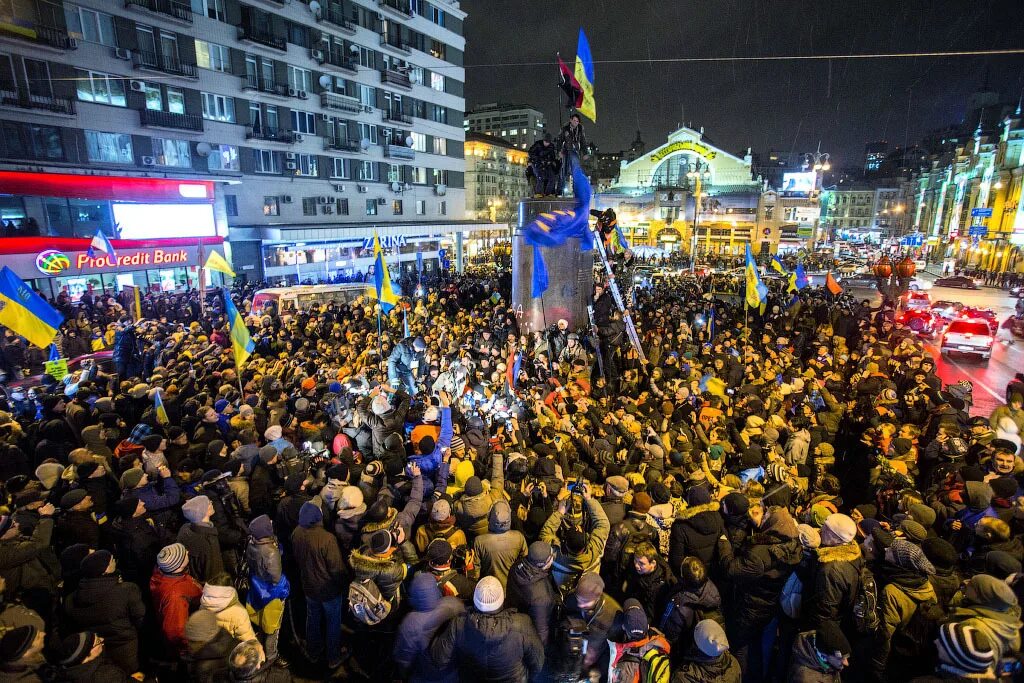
top-left (510, 198), bottom-right (595, 334)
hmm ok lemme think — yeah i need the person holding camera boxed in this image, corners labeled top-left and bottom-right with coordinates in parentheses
top-left (539, 481), bottom-right (610, 593)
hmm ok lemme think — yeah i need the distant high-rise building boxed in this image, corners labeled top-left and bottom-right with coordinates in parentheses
top-left (464, 103), bottom-right (546, 150)
top-left (864, 141), bottom-right (888, 173)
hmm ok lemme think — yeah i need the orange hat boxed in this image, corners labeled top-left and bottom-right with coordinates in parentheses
top-left (301, 377), bottom-right (316, 392)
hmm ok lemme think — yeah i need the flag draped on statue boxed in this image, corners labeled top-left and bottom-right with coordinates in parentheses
top-left (744, 245), bottom-right (768, 309)
top-left (204, 251), bottom-right (236, 277)
top-left (371, 231), bottom-right (400, 313)
top-left (573, 29), bottom-right (596, 122)
top-left (223, 291), bottom-right (254, 370)
top-left (0, 266), bottom-right (63, 349)
top-left (523, 166), bottom-right (594, 297)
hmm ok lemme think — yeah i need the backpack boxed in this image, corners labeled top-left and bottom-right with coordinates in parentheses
top-left (347, 578), bottom-right (392, 626)
top-left (618, 647), bottom-right (671, 683)
top-left (617, 523), bottom-right (655, 574)
top-left (779, 570), bottom-right (804, 619)
top-left (852, 565), bottom-right (880, 633)
top-left (890, 595), bottom-right (944, 660)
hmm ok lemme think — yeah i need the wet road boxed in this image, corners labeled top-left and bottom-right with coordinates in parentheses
top-left (847, 276), bottom-right (1020, 417)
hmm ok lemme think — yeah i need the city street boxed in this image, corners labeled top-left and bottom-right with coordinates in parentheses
top-left (847, 277), bottom-right (1020, 416)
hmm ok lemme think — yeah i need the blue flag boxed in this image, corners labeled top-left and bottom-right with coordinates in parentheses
top-left (48, 344), bottom-right (59, 362)
top-left (524, 166), bottom-right (594, 297)
top-left (794, 263), bottom-right (809, 290)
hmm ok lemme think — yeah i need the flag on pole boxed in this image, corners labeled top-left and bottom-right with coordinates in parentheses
top-left (794, 263), bottom-right (809, 290)
top-left (744, 245), bottom-right (768, 309)
top-left (87, 229), bottom-right (116, 260)
top-left (48, 344), bottom-right (59, 362)
top-left (825, 272), bottom-right (843, 295)
top-left (558, 54), bottom-right (583, 108)
top-left (371, 231), bottom-right (400, 313)
top-left (203, 251), bottom-right (236, 278)
top-left (153, 388), bottom-right (169, 425)
top-left (770, 255), bottom-right (788, 276)
top-left (573, 29), bottom-right (596, 122)
top-left (223, 291), bottom-right (254, 369)
top-left (0, 266), bottom-right (63, 349)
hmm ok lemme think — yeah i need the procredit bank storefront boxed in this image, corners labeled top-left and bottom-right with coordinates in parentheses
top-left (0, 172), bottom-right (229, 301)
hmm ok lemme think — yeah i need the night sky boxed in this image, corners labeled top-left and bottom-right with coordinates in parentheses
top-left (460, 0), bottom-right (1024, 166)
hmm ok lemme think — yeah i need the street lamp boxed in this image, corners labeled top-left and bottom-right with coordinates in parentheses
top-left (686, 161), bottom-right (711, 270)
top-left (872, 254), bottom-right (916, 305)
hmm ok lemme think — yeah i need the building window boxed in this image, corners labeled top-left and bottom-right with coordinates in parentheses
top-left (430, 72), bottom-right (445, 92)
top-left (387, 164), bottom-right (401, 183)
top-left (392, 199), bottom-right (403, 215)
top-left (65, 5), bottom-right (116, 46)
top-left (432, 169), bottom-right (448, 185)
top-left (409, 66), bottom-right (424, 86)
top-left (167, 88), bottom-right (184, 114)
top-left (143, 83), bottom-right (161, 111)
top-left (416, 199), bottom-right (425, 215)
top-left (201, 92), bottom-right (234, 122)
top-left (291, 110), bottom-right (315, 134)
top-left (429, 39), bottom-right (446, 60)
top-left (85, 130), bottom-right (133, 163)
top-left (263, 196), bottom-right (279, 216)
top-left (331, 158), bottom-right (349, 179)
top-left (366, 199), bottom-right (377, 216)
top-left (191, 0), bottom-right (225, 21)
top-left (254, 149), bottom-right (280, 173)
top-left (208, 144), bottom-right (239, 172)
top-left (412, 167), bottom-right (427, 184)
top-left (355, 45), bottom-right (374, 69)
top-left (336, 198), bottom-right (349, 215)
top-left (357, 161), bottom-right (377, 181)
top-left (432, 137), bottom-right (447, 155)
top-left (76, 70), bottom-right (126, 106)
top-left (358, 122), bottom-right (377, 145)
top-left (27, 125), bottom-right (63, 160)
top-left (302, 197), bottom-right (317, 216)
top-left (357, 84), bottom-right (375, 109)
top-left (295, 153), bottom-right (318, 177)
top-left (430, 105), bottom-right (448, 124)
top-left (287, 23), bottom-right (309, 48)
top-left (410, 132), bottom-right (427, 152)
top-left (195, 40), bottom-right (230, 72)
top-left (429, 5), bottom-right (445, 26)
top-left (224, 194), bottom-right (238, 216)
top-left (439, 200), bottom-right (446, 215)
top-left (152, 138), bottom-right (191, 168)
top-left (287, 66), bottom-right (312, 93)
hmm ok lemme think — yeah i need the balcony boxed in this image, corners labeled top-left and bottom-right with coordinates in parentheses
top-left (0, 88), bottom-right (75, 116)
top-left (317, 5), bottom-right (356, 33)
top-left (0, 23), bottom-right (77, 50)
top-left (139, 108), bottom-right (203, 132)
top-left (133, 50), bottom-right (199, 79)
top-left (320, 91), bottom-right (365, 115)
top-left (324, 136), bottom-right (362, 153)
top-left (241, 74), bottom-right (287, 97)
top-left (377, 0), bottom-right (414, 18)
top-left (382, 108), bottom-right (412, 125)
top-left (125, 0), bottom-right (193, 23)
top-left (380, 68), bottom-right (412, 89)
top-left (383, 143), bottom-right (415, 161)
top-left (237, 25), bottom-right (286, 51)
top-left (379, 35), bottom-right (410, 54)
top-left (246, 126), bottom-right (295, 143)
top-left (323, 52), bottom-right (358, 73)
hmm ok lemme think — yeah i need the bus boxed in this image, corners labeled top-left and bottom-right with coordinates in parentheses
top-left (251, 283), bottom-right (369, 319)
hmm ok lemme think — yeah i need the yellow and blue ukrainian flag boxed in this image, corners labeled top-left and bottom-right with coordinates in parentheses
top-left (744, 245), bottom-right (768, 309)
top-left (153, 388), bottom-right (169, 425)
top-left (372, 231), bottom-right (400, 313)
top-left (574, 29), bottom-right (596, 122)
top-left (0, 266), bottom-right (63, 348)
top-left (223, 291), bottom-right (254, 369)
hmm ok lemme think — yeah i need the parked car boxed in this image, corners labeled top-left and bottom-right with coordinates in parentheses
top-left (934, 275), bottom-right (980, 289)
top-left (940, 318), bottom-right (994, 362)
top-left (930, 300), bottom-right (964, 323)
top-left (903, 290), bottom-right (931, 310)
top-left (8, 350), bottom-right (114, 390)
top-left (839, 274), bottom-right (877, 289)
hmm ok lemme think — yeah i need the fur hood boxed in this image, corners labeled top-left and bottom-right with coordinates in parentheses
top-left (200, 583), bottom-right (240, 612)
top-left (349, 547), bottom-right (398, 573)
top-left (677, 502), bottom-right (720, 520)
top-left (815, 541), bottom-right (862, 564)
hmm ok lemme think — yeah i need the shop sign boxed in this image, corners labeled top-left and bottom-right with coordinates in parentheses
top-left (361, 234), bottom-right (408, 250)
top-left (75, 250), bottom-right (189, 270)
top-left (36, 250), bottom-right (71, 276)
top-left (650, 140), bottom-right (718, 163)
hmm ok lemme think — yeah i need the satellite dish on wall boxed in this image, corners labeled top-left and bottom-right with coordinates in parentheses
top-left (390, 181), bottom-right (401, 192)
top-left (405, 136), bottom-right (414, 147)
top-left (196, 142), bottom-right (212, 156)
top-left (360, 137), bottom-right (371, 150)
top-left (349, 44), bottom-right (360, 54)
top-left (309, 0), bottom-right (321, 13)
top-left (318, 74), bottom-right (331, 89)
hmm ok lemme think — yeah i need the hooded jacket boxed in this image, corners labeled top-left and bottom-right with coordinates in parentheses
top-left (291, 520), bottom-right (346, 601)
top-left (660, 579), bottom-right (721, 646)
top-left (349, 540), bottom-right (418, 602)
top-left (674, 651), bottom-right (742, 683)
top-left (393, 575), bottom-right (465, 683)
top-left (669, 501), bottom-right (724, 570)
top-left (0, 517), bottom-right (57, 595)
top-left (356, 389), bottom-right (410, 458)
top-left (950, 602), bottom-right (1023, 663)
top-left (430, 608), bottom-right (545, 683)
top-left (176, 522), bottom-right (225, 584)
top-left (453, 454), bottom-right (507, 544)
top-left (809, 540), bottom-right (864, 628)
top-left (472, 501), bottom-right (527, 588)
top-left (604, 511), bottom-right (659, 582)
top-left (717, 506), bottom-right (801, 616)
top-left (63, 574), bottom-right (146, 673)
top-left (505, 556), bottom-right (559, 646)
top-left (149, 567), bottom-right (203, 655)
top-left (540, 497), bottom-right (611, 591)
top-left (789, 630), bottom-right (843, 683)
top-left (200, 584), bottom-right (257, 643)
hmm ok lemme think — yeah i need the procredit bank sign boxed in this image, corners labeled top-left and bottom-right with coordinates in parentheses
top-left (36, 248), bottom-right (191, 276)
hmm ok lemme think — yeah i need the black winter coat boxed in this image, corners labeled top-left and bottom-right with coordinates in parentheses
top-left (63, 574), bottom-right (146, 673)
top-left (184, 629), bottom-right (238, 683)
top-left (669, 502), bottom-right (724, 572)
top-left (176, 523), bottom-right (225, 583)
top-left (58, 654), bottom-right (132, 682)
top-left (431, 608), bottom-right (544, 683)
top-left (808, 541), bottom-right (863, 629)
top-left (603, 512), bottom-right (659, 582)
top-left (108, 516), bottom-right (166, 585)
top-left (717, 508), bottom-right (801, 620)
top-left (505, 557), bottom-right (559, 646)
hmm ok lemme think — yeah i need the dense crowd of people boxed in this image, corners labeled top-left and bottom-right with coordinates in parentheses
top-left (0, 262), bottom-right (1022, 683)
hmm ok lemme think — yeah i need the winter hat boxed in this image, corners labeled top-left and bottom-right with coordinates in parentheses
top-left (575, 572), bottom-right (604, 603)
top-left (142, 434), bottom-right (163, 452)
top-left (369, 530), bottom-right (396, 555)
top-left (648, 482), bottom-right (671, 504)
top-left (722, 491), bottom-right (750, 516)
top-left (371, 394), bottom-right (390, 416)
top-left (57, 632), bottom-right (97, 667)
top-left (797, 523), bottom-right (822, 549)
top-left (900, 519), bottom-right (928, 544)
top-left (708, 444), bottom-right (725, 461)
top-left (298, 501), bottom-right (323, 528)
top-left (767, 461), bottom-right (788, 484)
top-left (264, 425), bottom-right (283, 441)
top-left (157, 543), bottom-right (188, 574)
top-left (762, 426), bottom-right (780, 445)
top-left (563, 526), bottom-right (587, 554)
top-left (922, 537), bottom-right (958, 570)
top-left (887, 539), bottom-right (935, 575)
top-left (527, 541), bottom-right (554, 566)
top-left (430, 498), bottom-right (452, 522)
top-left (989, 477), bottom-right (1018, 500)
top-left (473, 576), bottom-right (504, 613)
top-left (685, 485), bottom-right (713, 507)
top-left (816, 620), bottom-right (852, 658)
top-left (631, 492), bottom-right (653, 514)
top-left (622, 599), bottom-right (649, 640)
top-left (937, 622), bottom-right (996, 674)
top-left (694, 619), bottom-right (729, 657)
top-left (908, 503), bottom-right (937, 528)
top-left (59, 544), bottom-right (91, 578)
top-left (182, 495), bottom-right (211, 524)
top-left (816, 442), bottom-right (835, 458)
top-left (59, 488), bottom-right (88, 509)
top-left (248, 515), bottom-right (274, 540)
top-left (338, 486), bottom-right (364, 511)
top-left (258, 445), bottom-right (277, 464)
top-left (184, 609), bottom-right (221, 644)
top-left (966, 574), bottom-right (1018, 611)
top-left (810, 501), bottom-right (839, 527)
top-left (605, 475), bottom-right (629, 497)
top-left (463, 476), bottom-right (484, 497)
top-left (79, 550), bottom-right (112, 579)
top-left (119, 468), bottom-right (145, 490)
top-left (745, 415), bottom-right (765, 431)
top-left (985, 551), bottom-right (1022, 580)
top-left (426, 538), bottom-right (453, 567)
top-left (326, 463), bottom-right (349, 483)
top-left (821, 513), bottom-right (857, 545)
top-left (0, 625), bottom-right (37, 663)
top-left (76, 461), bottom-right (100, 479)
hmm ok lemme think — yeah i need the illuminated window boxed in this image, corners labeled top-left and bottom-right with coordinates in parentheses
top-left (432, 137), bottom-right (447, 155)
top-left (392, 199), bottom-right (403, 215)
top-left (76, 70), bottom-right (125, 107)
top-left (85, 130), bottom-right (132, 163)
top-left (201, 92), bottom-right (234, 122)
top-left (152, 138), bottom-right (191, 168)
top-left (430, 72), bottom-right (445, 92)
top-left (65, 5), bottom-right (116, 46)
top-left (366, 199), bottom-right (377, 216)
top-left (416, 200), bottom-right (425, 215)
top-left (207, 144), bottom-right (239, 172)
top-left (263, 196), bottom-right (279, 216)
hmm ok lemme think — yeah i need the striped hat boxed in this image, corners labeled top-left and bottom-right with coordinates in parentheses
top-left (937, 622), bottom-right (995, 673)
top-left (157, 543), bottom-right (188, 574)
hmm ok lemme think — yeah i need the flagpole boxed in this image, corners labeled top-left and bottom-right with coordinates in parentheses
top-left (198, 237), bottom-right (206, 319)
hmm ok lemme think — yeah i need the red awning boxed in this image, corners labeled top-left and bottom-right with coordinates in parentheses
top-left (0, 236), bottom-right (224, 255)
top-left (0, 171), bottom-right (214, 203)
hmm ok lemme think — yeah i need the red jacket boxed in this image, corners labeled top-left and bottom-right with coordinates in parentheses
top-left (149, 567), bottom-right (202, 655)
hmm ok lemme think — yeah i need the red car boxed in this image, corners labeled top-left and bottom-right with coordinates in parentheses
top-left (959, 307), bottom-right (999, 335)
top-left (897, 309), bottom-right (936, 337)
top-left (8, 350), bottom-right (114, 390)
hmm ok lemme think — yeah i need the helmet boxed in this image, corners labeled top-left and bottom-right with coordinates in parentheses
top-left (412, 337), bottom-right (427, 352)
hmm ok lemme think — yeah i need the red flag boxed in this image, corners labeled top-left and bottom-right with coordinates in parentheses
top-left (825, 272), bottom-right (843, 295)
top-left (558, 55), bottom-right (583, 108)
top-left (506, 347), bottom-right (517, 389)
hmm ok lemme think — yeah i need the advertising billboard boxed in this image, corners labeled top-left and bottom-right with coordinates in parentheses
top-left (781, 172), bottom-right (816, 194)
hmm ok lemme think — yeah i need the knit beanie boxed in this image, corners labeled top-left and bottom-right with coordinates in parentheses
top-left (937, 622), bottom-right (996, 674)
top-left (426, 538), bottom-right (453, 566)
top-left (184, 609), bottom-right (221, 644)
top-left (258, 445), bottom-right (278, 464)
top-left (810, 501), bottom-right (839, 528)
top-left (369, 529), bottom-right (395, 555)
top-left (182, 495), bottom-right (211, 524)
top-left (326, 463), bottom-right (349, 483)
top-left (80, 550), bottom-right (112, 579)
top-left (119, 467), bottom-right (145, 490)
top-left (693, 618), bottom-right (729, 657)
top-left (57, 632), bottom-right (97, 667)
top-left (76, 461), bottom-right (100, 480)
top-left (0, 625), bottom-right (36, 663)
top-left (264, 425), bottom-right (282, 441)
top-left (298, 501), bottom-right (323, 528)
top-left (527, 541), bottom-right (553, 566)
top-left (338, 486), bottom-right (364, 511)
top-left (797, 523), bottom-right (822, 549)
top-left (463, 476), bottom-right (484, 497)
top-left (966, 574), bottom-right (1019, 611)
top-left (922, 537), bottom-right (958, 570)
top-left (473, 576), bottom-right (504, 613)
top-left (575, 572), bottom-right (604, 603)
top-left (815, 620), bottom-right (852, 657)
top-left (989, 476), bottom-right (1018, 500)
top-left (622, 599), bottom-right (649, 640)
top-left (821, 513), bottom-right (857, 545)
top-left (648, 482), bottom-right (671, 504)
top-left (816, 442), bottom-right (835, 458)
top-left (142, 434), bottom-right (163, 452)
top-left (722, 491), bottom-right (750, 516)
top-left (157, 543), bottom-right (188, 574)
top-left (887, 538), bottom-right (935, 575)
top-left (247, 514), bottom-right (274, 540)
top-left (631, 492), bottom-right (653, 514)
top-left (431, 498), bottom-right (453, 522)
top-left (563, 526), bottom-right (587, 554)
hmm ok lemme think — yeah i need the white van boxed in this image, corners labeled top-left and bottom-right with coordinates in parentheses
top-left (251, 283), bottom-right (369, 318)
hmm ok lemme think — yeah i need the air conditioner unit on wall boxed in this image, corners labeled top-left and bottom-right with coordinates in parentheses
top-left (130, 80), bottom-right (146, 92)
top-left (281, 195), bottom-right (293, 203)
top-left (322, 205), bottom-right (333, 214)
top-left (357, 184), bottom-right (367, 193)
top-left (141, 156), bottom-right (156, 166)
top-left (317, 195), bottom-right (330, 204)
top-left (376, 197), bottom-right (386, 205)
top-left (285, 161), bottom-right (298, 170)
top-left (114, 48), bottom-right (131, 60)
top-left (285, 152), bottom-right (297, 160)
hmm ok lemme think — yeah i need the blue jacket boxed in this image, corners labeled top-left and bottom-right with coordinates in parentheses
top-left (394, 575), bottom-right (464, 682)
top-left (135, 475), bottom-right (181, 514)
top-left (410, 407), bottom-right (453, 505)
